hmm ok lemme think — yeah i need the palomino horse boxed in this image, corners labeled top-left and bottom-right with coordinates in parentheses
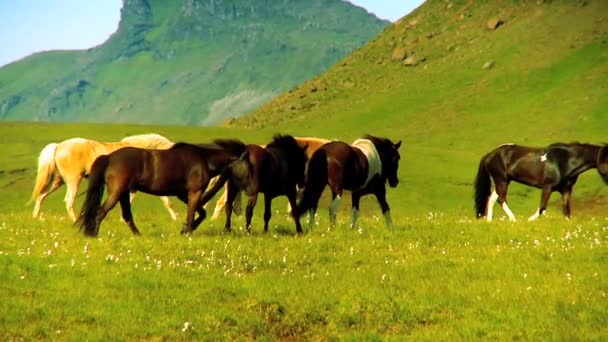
top-left (200, 135), bottom-right (308, 234)
top-left (31, 133), bottom-right (178, 222)
top-left (76, 140), bottom-right (247, 237)
top-left (209, 136), bottom-right (331, 220)
top-left (296, 135), bottom-right (402, 230)
top-left (474, 142), bottom-right (608, 221)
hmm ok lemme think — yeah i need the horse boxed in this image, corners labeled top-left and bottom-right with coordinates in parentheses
top-left (76, 140), bottom-right (248, 237)
top-left (200, 134), bottom-right (308, 234)
top-left (296, 134), bottom-right (402, 230)
top-left (209, 136), bottom-right (331, 220)
top-left (474, 142), bottom-right (608, 222)
top-left (30, 133), bottom-right (178, 222)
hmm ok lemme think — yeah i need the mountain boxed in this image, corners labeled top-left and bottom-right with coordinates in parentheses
top-left (232, 0), bottom-right (608, 147)
top-left (0, 0), bottom-right (388, 125)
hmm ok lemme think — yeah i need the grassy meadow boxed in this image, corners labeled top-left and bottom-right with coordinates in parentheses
top-left (2, 1), bottom-right (608, 340)
top-left (0, 122), bottom-right (606, 340)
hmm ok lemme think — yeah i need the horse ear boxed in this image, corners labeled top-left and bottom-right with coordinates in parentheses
top-left (395, 141), bottom-right (402, 150)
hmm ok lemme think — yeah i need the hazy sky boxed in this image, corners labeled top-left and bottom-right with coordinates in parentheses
top-left (0, 0), bottom-right (425, 67)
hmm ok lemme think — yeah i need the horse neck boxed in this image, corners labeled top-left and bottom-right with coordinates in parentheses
top-left (206, 149), bottom-right (239, 175)
top-left (564, 144), bottom-right (600, 176)
top-left (581, 144), bottom-right (601, 169)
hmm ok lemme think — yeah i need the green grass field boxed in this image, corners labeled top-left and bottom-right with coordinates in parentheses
top-left (0, 122), bottom-right (606, 340)
top-left (2, 0), bottom-right (608, 339)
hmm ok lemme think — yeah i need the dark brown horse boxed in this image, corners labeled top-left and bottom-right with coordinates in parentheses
top-left (200, 134), bottom-right (308, 234)
top-left (76, 140), bottom-right (247, 236)
top-left (474, 142), bottom-right (608, 221)
top-left (296, 135), bottom-right (402, 230)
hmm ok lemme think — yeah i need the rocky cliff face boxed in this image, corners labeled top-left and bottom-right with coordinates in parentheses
top-left (0, 0), bottom-right (388, 125)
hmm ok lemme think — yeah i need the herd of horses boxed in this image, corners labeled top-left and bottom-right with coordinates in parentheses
top-left (29, 133), bottom-right (608, 237)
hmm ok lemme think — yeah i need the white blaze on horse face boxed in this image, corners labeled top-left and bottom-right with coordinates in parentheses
top-left (486, 191), bottom-right (499, 222)
top-left (528, 208), bottom-right (541, 221)
top-left (350, 208), bottom-right (359, 229)
top-left (329, 195), bottom-right (341, 225)
top-left (540, 153), bottom-right (547, 162)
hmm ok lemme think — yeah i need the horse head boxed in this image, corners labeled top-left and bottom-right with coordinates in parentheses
top-left (364, 135), bottom-right (402, 188)
top-left (597, 144), bottom-right (608, 184)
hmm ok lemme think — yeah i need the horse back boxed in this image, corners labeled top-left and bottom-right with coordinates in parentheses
top-left (55, 138), bottom-right (108, 175)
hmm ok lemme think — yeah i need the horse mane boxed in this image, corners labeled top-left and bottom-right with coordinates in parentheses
top-left (267, 134), bottom-right (306, 163)
top-left (269, 134), bottom-right (299, 149)
top-left (362, 134), bottom-right (393, 150)
top-left (548, 142), bottom-right (599, 148)
top-left (213, 139), bottom-right (247, 156)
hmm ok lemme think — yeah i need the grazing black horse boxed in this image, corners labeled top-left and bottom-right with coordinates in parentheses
top-left (296, 135), bottom-right (402, 229)
top-left (76, 141), bottom-right (247, 236)
top-left (200, 134), bottom-right (308, 234)
top-left (474, 142), bottom-right (608, 221)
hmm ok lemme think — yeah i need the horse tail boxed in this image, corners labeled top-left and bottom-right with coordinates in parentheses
top-left (297, 149), bottom-right (328, 217)
top-left (474, 154), bottom-right (492, 218)
top-left (76, 155), bottom-right (109, 236)
top-left (30, 142), bottom-right (58, 203)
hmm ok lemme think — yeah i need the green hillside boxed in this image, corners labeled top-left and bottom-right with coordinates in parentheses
top-left (0, 0), bottom-right (387, 125)
top-left (231, 0), bottom-right (608, 214)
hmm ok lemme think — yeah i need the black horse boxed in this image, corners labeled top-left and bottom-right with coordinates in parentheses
top-left (200, 134), bottom-right (308, 234)
top-left (474, 142), bottom-right (608, 221)
top-left (76, 140), bottom-right (247, 236)
top-left (296, 134), bottom-right (402, 230)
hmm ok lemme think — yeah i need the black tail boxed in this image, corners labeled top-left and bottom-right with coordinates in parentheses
top-left (297, 149), bottom-right (328, 217)
top-left (75, 155), bottom-right (109, 236)
top-left (474, 155), bottom-right (492, 218)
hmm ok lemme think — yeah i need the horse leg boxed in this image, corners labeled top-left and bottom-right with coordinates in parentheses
top-left (64, 175), bottom-right (82, 222)
top-left (211, 182), bottom-right (229, 221)
top-left (263, 194), bottom-right (272, 233)
top-left (286, 190), bottom-right (303, 234)
top-left (328, 191), bottom-right (342, 228)
top-left (374, 187), bottom-right (393, 229)
top-left (529, 185), bottom-right (552, 221)
top-left (160, 196), bottom-right (178, 221)
top-left (223, 182), bottom-right (239, 232)
top-left (119, 192), bottom-right (140, 235)
top-left (327, 170), bottom-right (344, 228)
top-left (560, 188), bottom-right (572, 219)
top-left (191, 206), bottom-right (207, 231)
top-left (181, 190), bottom-right (202, 235)
top-left (33, 175), bottom-right (64, 219)
top-left (495, 181), bottom-right (516, 222)
top-left (94, 190), bottom-right (123, 236)
top-left (350, 192), bottom-right (361, 229)
top-left (245, 193), bottom-right (259, 233)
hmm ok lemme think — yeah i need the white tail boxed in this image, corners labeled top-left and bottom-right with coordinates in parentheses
top-left (31, 143), bottom-right (58, 203)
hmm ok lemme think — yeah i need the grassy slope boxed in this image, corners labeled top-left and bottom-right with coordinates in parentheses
top-left (1, 0), bottom-right (608, 339)
top-left (234, 0), bottom-right (608, 215)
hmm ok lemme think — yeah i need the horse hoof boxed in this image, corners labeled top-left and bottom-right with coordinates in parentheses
top-left (180, 225), bottom-right (192, 235)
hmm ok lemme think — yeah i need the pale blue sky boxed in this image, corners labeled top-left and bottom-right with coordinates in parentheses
top-left (0, 0), bottom-right (425, 67)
